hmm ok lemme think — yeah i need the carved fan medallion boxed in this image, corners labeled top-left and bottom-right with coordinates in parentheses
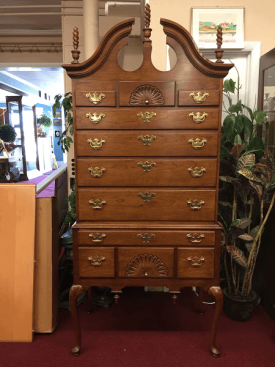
top-left (129, 84), bottom-right (164, 106)
top-left (125, 254), bottom-right (168, 277)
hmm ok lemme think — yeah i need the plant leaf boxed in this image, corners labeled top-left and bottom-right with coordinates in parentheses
top-left (243, 115), bottom-right (253, 137)
top-left (234, 115), bottom-right (244, 134)
top-left (238, 233), bottom-right (254, 241)
top-left (220, 176), bottom-right (237, 183)
top-left (231, 144), bottom-right (243, 157)
top-left (253, 110), bottom-right (267, 125)
top-left (247, 136), bottom-right (265, 153)
top-left (250, 225), bottom-right (260, 239)
top-left (223, 79), bottom-right (236, 93)
top-left (249, 181), bottom-right (263, 197)
top-left (223, 114), bottom-right (235, 133)
top-left (236, 154), bottom-right (255, 171)
top-left (232, 217), bottom-right (252, 229)
top-left (245, 242), bottom-right (253, 252)
top-left (238, 168), bottom-right (264, 184)
top-left (231, 246), bottom-right (247, 268)
top-left (218, 201), bottom-right (233, 208)
top-left (234, 134), bottom-right (242, 146)
top-left (243, 105), bottom-right (253, 120)
top-left (229, 100), bottom-right (242, 114)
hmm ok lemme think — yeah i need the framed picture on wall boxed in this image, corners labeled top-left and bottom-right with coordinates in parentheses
top-left (191, 7), bottom-right (244, 49)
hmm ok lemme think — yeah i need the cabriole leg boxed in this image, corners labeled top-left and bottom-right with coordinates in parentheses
top-left (208, 286), bottom-right (223, 358)
top-left (69, 284), bottom-right (86, 356)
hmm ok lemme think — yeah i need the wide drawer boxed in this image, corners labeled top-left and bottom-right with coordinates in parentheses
top-left (119, 81), bottom-right (175, 107)
top-left (78, 247), bottom-right (115, 277)
top-left (117, 247), bottom-right (174, 277)
top-left (75, 130), bottom-right (218, 157)
top-left (179, 90), bottom-right (220, 106)
top-left (78, 229), bottom-right (216, 247)
top-left (78, 188), bottom-right (216, 221)
top-left (75, 108), bottom-right (220, 130)
top-left (177, 247), bottom-right (214, 278)
top-left (77, 158), bottom-right (217, 187)
top-left (75, 91), bottom-right (116, 107)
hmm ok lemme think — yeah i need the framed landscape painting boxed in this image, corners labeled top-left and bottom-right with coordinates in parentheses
top-left (191, 7), bottom-right (244, 49)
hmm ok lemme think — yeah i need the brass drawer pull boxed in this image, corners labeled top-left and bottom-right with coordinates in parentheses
top-left (187, 167), bottom-right (206, 177)
top-left (137, 161), bottom-right (156, 172)
top-left (189, 92), bottom-right (209, 103)
top-left (188, 138), bottom-right (207, 149)
top-left (187, 256), bottom-right (205, 267)
top-left (137, 233), bottom-right (155, 244)
top-left (89, 233), bottom-right (106, 242)
top-left (189, 112), bottom-right (208, 123)
top-left (88, 255), bottom-right (106, 266)
top-left (86, 92), bottom-right (105, 104)
top-left (187, 199), bottom-right (205, 210)
top-left (137, 111), bottom-right (156, 123)
top-left (137, 134), bottom-right (156, 146)
top-left (89, 199), bottom-right (106, 209)
top-left (86, 112), bottom-right (105, 124)
top-left (138, 192), bottom-right (156, 203)
top-left (88, 167), bottom-right (106, 177)
top-left (187, 233), bottom-right (205, 243)
top-left (87, 138), bottom-right (105, 150)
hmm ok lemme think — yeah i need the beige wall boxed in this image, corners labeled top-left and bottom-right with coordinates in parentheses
top-left (150, 0), bottom-right (275, 71)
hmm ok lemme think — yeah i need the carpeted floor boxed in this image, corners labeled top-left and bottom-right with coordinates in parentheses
top-left (0, 287), bottom-right (274, 367)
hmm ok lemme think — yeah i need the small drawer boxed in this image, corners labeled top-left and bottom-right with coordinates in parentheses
top-left (74, 108), bottom-right (220, 130)
top-left (77, 158), bottom-right (217, 187)
top-left (119, 81), bottom-right (175, 107)
top-left (179, 90), bottom-right (220, 106)
top-left (177, 247), bottom-right (214, 278)
top-left (78, 229), bottom-right (216, 247)
top-left (78, 247), bottom-right (115, 277)
top-left (117, 247), bottom-right (174, 278)
top-left (75, 91), bottom-right (116, 107)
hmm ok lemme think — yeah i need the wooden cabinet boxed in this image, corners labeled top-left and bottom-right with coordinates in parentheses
top-left (63, 5), bottom-right (233, 358)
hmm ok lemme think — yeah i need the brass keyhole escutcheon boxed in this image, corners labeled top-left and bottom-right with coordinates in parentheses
top-left (88, 167), bottom-right (106, 178)
top-left (189, 112), bottom-right (208, 123)
top-left (188, 138), bottom-right (207, 149)
top-left (87, 138), bottom-right (106, 150)
top-left (137, 111), bottom-right (156, 123)
top-left (88, 255), bottom-right (106, 266)
top-left (89, 199), bottom-right (106, 209)
top-left (86, 112), bottom-right (105, 124)
top-left (187, 256), bottom-right (205, 267)
top-left (137, 161), bottom-right (156, 173)
top-left (187, 167), bottom-right (206, 178)
top-left (187, 199), bottom-right (205, 210)
top-left (137, 135), bottom-right (156, 146)
top-left (89, 233), bottom-right (106, 242)
top-left (189, 92), bottom-right (209, 103)
top-left (187, 233), bottom-right (205, 243)
top-left (86, 92), bottom-right (105, 104)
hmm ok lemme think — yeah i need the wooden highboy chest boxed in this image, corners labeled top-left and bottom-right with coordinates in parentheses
top-left (63, 5), bottom-right (233, 357)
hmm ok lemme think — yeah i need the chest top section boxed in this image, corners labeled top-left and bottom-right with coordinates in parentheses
top-left (62, 5), bottom-right (233, 108)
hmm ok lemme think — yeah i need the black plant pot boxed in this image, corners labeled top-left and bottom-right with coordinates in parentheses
top-left (223, 288), bottom-right (260, 322)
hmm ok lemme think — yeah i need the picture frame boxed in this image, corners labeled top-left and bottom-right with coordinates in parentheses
top-left (191, 7), bottom-right (244, 49)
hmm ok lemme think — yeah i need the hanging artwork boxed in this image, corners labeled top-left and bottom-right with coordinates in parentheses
top-left (191, 7), bottom-right (244, 49)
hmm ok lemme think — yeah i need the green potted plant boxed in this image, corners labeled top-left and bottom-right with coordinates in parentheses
top-left (37, 113), bottom-right (52, 137)
top-left (219, 71), bottom-right (275, 321)
top-left (0, 124), bottom-right (17, 156)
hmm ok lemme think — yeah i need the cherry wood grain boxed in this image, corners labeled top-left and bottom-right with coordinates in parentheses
top-left (75, 107), bottom-right (220, 130)
top-left (177, 247), bottom-right (214, 278)
top-left (78, 229), bottom-right (216, 246)
top-left (119, 81), bottom-right (175, 106)
top-left (76, 130), bottom-right (218, 157)
top-left (75, 91), bottom-right (116, 107)
top-left (77, 158), bottom-right (217, 187)
top-left (77, 188), bottom-right (216, 221)
top-left (117, 247), bottom-right (174, 277)
top-left (179, 90), bottom-right (220, 106)
top-left (78, 247), bottom-right (115, 277)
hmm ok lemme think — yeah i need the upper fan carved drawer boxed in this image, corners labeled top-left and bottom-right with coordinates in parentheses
top-left (179, 90), bottom-right (220, 106)
top-left (75, 91), bottom-right (116, 106)
top-left (119, 81), bottom-right (175, 107)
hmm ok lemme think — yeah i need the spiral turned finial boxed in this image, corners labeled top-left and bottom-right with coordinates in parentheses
top-left (143, 4), bottom-right (152, 42)
top-left (215, 25), bottom-right (224, 64)
top-left (71, 26), bottom-right (80, 64)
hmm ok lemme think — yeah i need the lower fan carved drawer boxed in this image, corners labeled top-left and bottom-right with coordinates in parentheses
top-left (78, 247), bottom-right (115, 278)
top-left (177, 248), bottom-right (214, 279)
top-left (117, 247), bottom-right (174, 278)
